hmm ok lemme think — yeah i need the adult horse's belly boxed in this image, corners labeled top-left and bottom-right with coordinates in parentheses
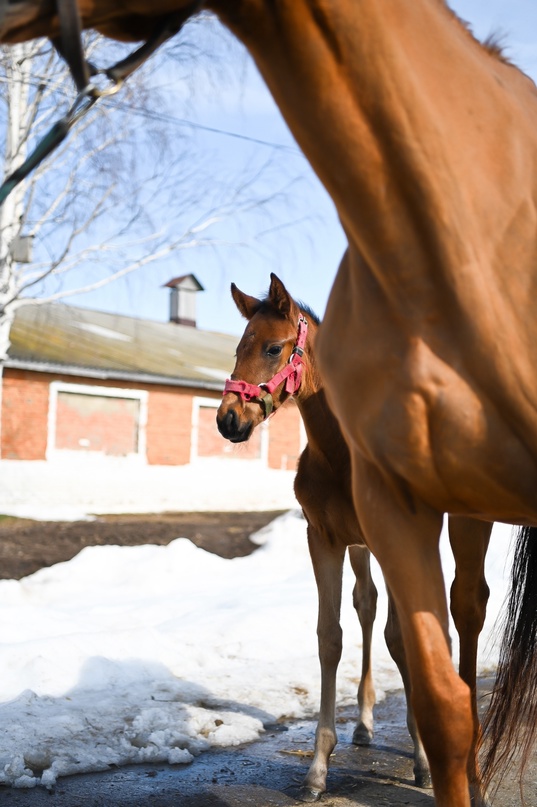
top-left (318, 273), bottom-right (537, 524)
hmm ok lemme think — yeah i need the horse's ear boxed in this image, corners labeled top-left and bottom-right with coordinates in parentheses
top-left (268, 273), bottom-right (292, 316)
top-left (231, 283), bottom-right (261, 320)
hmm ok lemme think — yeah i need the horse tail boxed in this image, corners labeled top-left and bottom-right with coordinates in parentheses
top-left (480, 525), bottom-right (537, 792)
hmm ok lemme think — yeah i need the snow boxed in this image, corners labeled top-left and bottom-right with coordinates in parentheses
top-left (0, 458), bottom-right (298, 517)
top-left (0, 496), bottom-right (514, 790)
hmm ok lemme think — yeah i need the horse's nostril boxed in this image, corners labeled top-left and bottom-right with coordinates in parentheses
top-left (227, 409), bottom-right (239, 435)
top-left (217, 407), bottom-right (239, 439)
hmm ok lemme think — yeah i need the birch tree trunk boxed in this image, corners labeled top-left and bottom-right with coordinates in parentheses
top-left (0, 42), bottom-right (34, 362)
top-left (0, 42), bottom-right (37, 454)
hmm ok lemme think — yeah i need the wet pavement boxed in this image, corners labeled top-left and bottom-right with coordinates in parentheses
top-left (0, 681), bottom-right (535, 806)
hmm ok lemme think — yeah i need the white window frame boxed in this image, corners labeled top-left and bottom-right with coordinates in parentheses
top-left (190, 396), bottom-right (269, 464)
top-left (47, 381), bottom-right (148, 461)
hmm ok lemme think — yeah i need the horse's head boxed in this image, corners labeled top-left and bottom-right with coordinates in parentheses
top-left (0, 0), bottom-right (202, 45)
top-left (217, 273), bottom-right (311, 444)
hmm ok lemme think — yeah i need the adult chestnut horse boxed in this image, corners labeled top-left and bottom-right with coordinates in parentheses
top-left (2, 3), bottom-right (537, 805)
top-left (217, 272), bottom-right (491, 801)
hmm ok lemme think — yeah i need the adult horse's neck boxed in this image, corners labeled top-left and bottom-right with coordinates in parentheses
top-left (210, 0), bottom-right (537, 466)
top-left (209, 1), bottom-right (534, 296)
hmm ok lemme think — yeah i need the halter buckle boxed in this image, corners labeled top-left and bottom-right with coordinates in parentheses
top-left (258, 390), bottom-right (274, 419)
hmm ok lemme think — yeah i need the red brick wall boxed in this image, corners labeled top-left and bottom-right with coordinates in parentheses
top-left (1, 369), bottom-right (302, 468)
top-left (268, 399), bottom-right (302, 470)
top-left (1, 369), bottom-right (49, 460)
top-left (146, 386), bottom-right (193, 465)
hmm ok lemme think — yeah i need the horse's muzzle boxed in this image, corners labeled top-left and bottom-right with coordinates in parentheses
top-left (216, 407), bottom-right (254, 443)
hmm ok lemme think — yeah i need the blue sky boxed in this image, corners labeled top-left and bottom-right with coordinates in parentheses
top-left (61, 1), bottom-right (537, 338)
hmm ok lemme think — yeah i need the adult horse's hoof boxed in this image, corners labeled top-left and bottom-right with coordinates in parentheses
top-left (352, 722), bottom-right (373, 746)
top-left (298, 785), bottom-right (323, 802)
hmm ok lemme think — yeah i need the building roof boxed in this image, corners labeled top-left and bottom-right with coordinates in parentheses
top-left (6, 302), bottom-right (238, 391)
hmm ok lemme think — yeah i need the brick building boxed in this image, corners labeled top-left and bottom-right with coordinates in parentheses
top-left (1, 277), bottom-right (304, 471)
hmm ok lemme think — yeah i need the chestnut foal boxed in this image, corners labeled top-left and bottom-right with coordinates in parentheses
top-left (217, 274), bottom-right (491, 802)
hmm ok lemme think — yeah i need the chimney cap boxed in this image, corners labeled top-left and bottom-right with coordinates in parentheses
top-left (163, 273), bottom-right (204, 292)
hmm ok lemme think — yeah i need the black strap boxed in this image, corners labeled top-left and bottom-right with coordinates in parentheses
top-left (107, 9), bottom-right (201, 84)
top-left (55, 0), bottom-right (91, 91)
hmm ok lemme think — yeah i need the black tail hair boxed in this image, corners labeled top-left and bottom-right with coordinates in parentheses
top-left (481, 525), bottom-right (537, 793)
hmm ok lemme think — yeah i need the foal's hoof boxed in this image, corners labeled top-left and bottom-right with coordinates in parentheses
top-left (352, 722), bottom-right (373, 746)
top-left (414, 767), bottom-right (432, 789)
top-left (298, 786), bottom-right (323, 802)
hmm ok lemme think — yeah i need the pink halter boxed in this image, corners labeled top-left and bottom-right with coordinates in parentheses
top-left (223, 316), bottom-right (308, 419)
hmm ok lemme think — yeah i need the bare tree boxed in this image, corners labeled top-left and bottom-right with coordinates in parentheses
top-left (1, 35), bottom-right (297, 331)
top-left (0, 34), bottom-right (300, 439)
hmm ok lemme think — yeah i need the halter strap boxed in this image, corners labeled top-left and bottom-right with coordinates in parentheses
top-left (223, 316), bottom-right (308, 419)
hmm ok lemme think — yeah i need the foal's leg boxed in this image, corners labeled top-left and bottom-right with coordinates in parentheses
top-left (384, 589), bottom-right (431, 788)
top-left (448, 516), bottom-right (492, 807)
top-left (352, 455), bottom-right (473, 807)
top-left (348, 544), bottom-right (378, 745)
top-left (301, 524), bottom-right (346, 802)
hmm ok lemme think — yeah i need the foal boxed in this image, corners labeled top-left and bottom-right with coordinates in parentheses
top-left (217, 274), bottom-right (492, 803)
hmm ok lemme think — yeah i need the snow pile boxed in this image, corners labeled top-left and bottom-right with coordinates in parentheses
top-left (0, 511), bottom-right (513, 788)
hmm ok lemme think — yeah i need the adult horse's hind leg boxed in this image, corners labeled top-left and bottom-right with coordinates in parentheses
top-left (352, 454), bottom-right (473, 807)
top-left (348, 544), bottom-right (378, 745)
top-left (448, 516), bottom-right (492, 807)
top-left (300, 523), bottom-right (346, 802)
top-left (384, 589), bottom-right (431, 788)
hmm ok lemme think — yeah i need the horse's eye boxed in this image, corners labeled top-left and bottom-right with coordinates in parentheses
top-left (267, 345), bottom-right (283, 357)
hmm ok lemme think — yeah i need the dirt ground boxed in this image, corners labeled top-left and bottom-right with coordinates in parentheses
top-left (0, 510), bottom-right (286, 580)
top-left (0, 511), bottom-right (535, 805)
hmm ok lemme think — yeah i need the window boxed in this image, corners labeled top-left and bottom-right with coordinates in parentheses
top-left (191, 397), bottom-right (268, 462)
top-left (48, 382), bottom-right (147, 459)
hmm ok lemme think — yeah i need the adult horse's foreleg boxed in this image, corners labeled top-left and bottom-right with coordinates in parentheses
top-left (384, 589), bottom-right (431, 788)
top-left (448, 516), bottom-right (492, 807)
top-left (347, 544), bottom-right (378, 745)
top-left (352, 455), bottom-right (473, 807)
top-left (300, 524), bottom-right (346, 802)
